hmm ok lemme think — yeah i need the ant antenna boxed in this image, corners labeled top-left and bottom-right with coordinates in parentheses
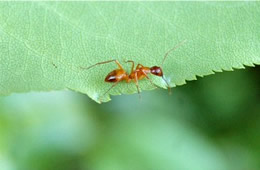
top-left (162, 76), bottom-right (172, 95)
top-left (160, 40), bottom-right (186, 94)
top-left (160, 39), bottom-right (187, 67)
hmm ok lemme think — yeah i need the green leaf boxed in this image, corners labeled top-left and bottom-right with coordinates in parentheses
top-left (0, 2), bottom-right (259, 103)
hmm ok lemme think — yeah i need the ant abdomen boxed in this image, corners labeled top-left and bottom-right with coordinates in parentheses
top-left (105, 74), bottom-right (117, 82)
top-left (105, 69), bottom-right (127, 83)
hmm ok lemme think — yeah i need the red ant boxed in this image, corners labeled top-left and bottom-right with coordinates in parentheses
top-left (81, 40), bottom-right (186, 101)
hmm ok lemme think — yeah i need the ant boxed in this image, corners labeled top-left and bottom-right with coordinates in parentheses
top-left (81, 40), bottom-right (186, 101)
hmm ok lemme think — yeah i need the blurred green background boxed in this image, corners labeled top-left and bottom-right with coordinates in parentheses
top-left (0, 67), bottom-right (259, 170)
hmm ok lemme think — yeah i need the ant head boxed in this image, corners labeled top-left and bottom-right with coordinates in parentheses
top-left (151, 66), bottom-right (171, 94)
top-left (150, 66), bottom-right (163, 77)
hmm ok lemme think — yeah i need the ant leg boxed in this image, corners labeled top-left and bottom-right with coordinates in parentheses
top-left (136, 64), bottom-right (144, 69)
top-left (141, 70), bottom-right (160, 89)
top-left (125, 60), bottom-right (135, 72)
top-left (134, 72), bottom-right (141, 99)
top-left (99, 80), bottom-right (121, 103)
top-left (80, 59), bottom-right (123, 70)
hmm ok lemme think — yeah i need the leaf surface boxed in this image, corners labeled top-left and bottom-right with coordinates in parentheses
top-left (0, 2), bottom-right (259, 103)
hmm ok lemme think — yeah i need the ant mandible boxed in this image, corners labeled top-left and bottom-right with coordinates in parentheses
top-left (81, 40), bottom-right (186, 101)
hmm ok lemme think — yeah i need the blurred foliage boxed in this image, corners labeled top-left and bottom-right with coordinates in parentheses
top-left (0, 66), bottom-right (259, 170)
